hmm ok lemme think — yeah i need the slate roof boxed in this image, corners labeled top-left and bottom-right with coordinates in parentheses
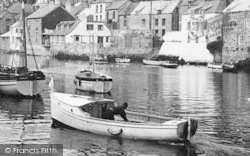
top-left (182, 0), bottom-right (226, 15)
top-left (162, 0), bottom-right (181, 14)
top-left (106, 0), bottom-right (126, 10)
top-left (223, 0), bottom-right (250, 13)
top-left (130, 1), bottom-right (172, 15)
top-left (26, 4), bottom-right (61, 19)
top-left (7, 2), bottom-right (34, 14)
top-left (11, 20), bottom-right (23, 28)
top-left (70, 3), bottom-right (88, 16)
top-left (119, 2), bottom-right (139, 15)
top-left (0, 11), bottom-right (7, 18)
top-left (49, 20), bottom-right (80, 36)
top-left (91, 0), bottom-right (113, 4)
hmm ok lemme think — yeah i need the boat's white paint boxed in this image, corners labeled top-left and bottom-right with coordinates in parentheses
top-left (161, 61), bottom-right (178, 68)
top-left (143, 59), bottom-right (163, 66)
top-left (50, 92), bottom-right (193, 141)
top-left (75, 70), bottom-right (113, 93)
top-left (0, 79), bottom-right (45, 96)
top-left (115, 58), bottom-right (131, 63)
top-left (207, 63), bottom-right (223, 69)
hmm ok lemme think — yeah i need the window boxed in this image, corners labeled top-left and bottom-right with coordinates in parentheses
top-left (36, 32), bottom-right (38, 42)
top-left (124, 16), bottom-right (127, 26)
top-left (87, 24), bottom-right (94, 30)
top-left (162, 19), bottom-right (165, 26)
top-left (28, 20), bottom-right (31, 29)
top-left (155, 30), bottom-right (158, 36)
top-left (88, 15), bottom-right (94, 21)
top-left (162, 29), bottom-right (165, 36)
top-left (157, 10), bottom-right (161, 14)
top-left (96, 5), bottom-right (98, 13)
top-left (100, 5), bottom-right (102, 13)
top-left (113, 11), bottom-right (115, 19)
top-left (245, 19), bottom-right (250, 28)
top-left (98, 25), bottom-right (103, 31)
top-left (238, 35), bottom-right (244, 45)
top-left (107, 12), bottom-right (109, 19)
top-left (229, 20), bottom-right (237, 28)
top-left (100, 15), bottom-right (102, 21)
top-left (6, 18), bottom-right (11, 22)
top-left (141, 19), bottom-right (146, 26)
top-left (96, 16), bottom-right (98, 21)
top-left (155, 19), bottom-right (158, 26)
top-left (124, 19), bottom-right (127, 26)
top-left (106, 37), bottom-right (109, 42)
top-left (75, 36), bottom-right (80, 42)
top-left (6, 26), bottom-right (10, 31)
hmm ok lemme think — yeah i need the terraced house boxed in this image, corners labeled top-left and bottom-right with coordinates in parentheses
top-left (119, 0), bottom-right (181, 38)
top-left (25, 1), bottom-right (75, 55)
top-left (222, 0), bottom-right (250, 63)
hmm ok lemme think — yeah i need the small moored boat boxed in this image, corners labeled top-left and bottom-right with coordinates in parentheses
top-left (50, 86), bottom-right (198, 142)
top-left (207, 62), bottom-right (223, 69)
top-left (94, 55), bottom-right (108, 64)
top-left (115, 57), bottom-right (130, 63)
top-left (74, 69), bottom-right (113, 94)
top-left (161, 61), bottom-right (178, 68)
top-left (143, 59), bottom-right (162, 66)
top-left (222, 63), bottom-right (238, 73)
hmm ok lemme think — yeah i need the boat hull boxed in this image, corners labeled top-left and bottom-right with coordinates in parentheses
top-left (143, 59), bottom-right (162, 66)
top-left (0, 71), bottom-right (45, 96)
top-left (74, 70), bottom-right (113, 93)
top-left (207, 63), bottom-right (222, 69)
top-left (50, 92), bottom-right (198, 141)
top-left (0, 79), bottom-right (45, 96)
top-left (115, 58), bottom-right (131, 63)
top-left (161, 62), bottom-right (178, 68)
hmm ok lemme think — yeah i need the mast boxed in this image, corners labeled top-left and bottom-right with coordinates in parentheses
top-left (92, 34), bottom-right (95, 73)
top-left (22, 1), bottom-right (27, 68)
top-left (149, 0), bottom-right (152, 30)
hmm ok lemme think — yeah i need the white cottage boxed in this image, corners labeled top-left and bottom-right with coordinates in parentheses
top-left (9, 21), bottom-right (23, 51)
top-left (49, 15), bottom-right (111, 47)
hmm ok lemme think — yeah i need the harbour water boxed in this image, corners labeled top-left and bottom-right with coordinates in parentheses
top-left (0, 54), bottom-right (250, 156)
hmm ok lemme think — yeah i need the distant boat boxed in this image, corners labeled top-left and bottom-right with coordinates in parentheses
top-left (161, 61), bottom-right (178, 68)
top-left (94, 55), bottom-right (108, 64)
top-left (0, 3), bottom-right (45, 97)
top-left (143, 59), bottom-right (162, 66)
top-left (50, 90), bottom-right (198, 142)
top-left (207, 62), bottom-right (223, 69)
top-left (222, 63), bottom-right (238, 73)
top-left (115, 57), bottom-right (130, 63)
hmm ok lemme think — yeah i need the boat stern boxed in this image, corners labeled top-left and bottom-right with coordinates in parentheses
top-left (177, 118), bottom-right (198, 141)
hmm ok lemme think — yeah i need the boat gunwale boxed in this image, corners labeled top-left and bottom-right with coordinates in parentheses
top-left (51, 93), bottom-right (184, 129)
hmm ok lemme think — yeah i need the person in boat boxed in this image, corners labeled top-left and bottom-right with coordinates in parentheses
top-left (102, 102), bottom-right (129, 122)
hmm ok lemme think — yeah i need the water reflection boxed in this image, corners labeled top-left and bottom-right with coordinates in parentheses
top-left (0, 96), bottom-right (51, 144)
top-left (49, 128), bottom-right (196, 156)
top-left (0, 95), bottom-right (45, 120)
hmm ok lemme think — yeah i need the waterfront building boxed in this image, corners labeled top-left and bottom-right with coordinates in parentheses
top-left (25, 1), bottom-right (76, 55)
top-left (222, 0), bottom-right (250, 63)
top-left (106, 0), bottom-right (128, 30)
top-left (9, 20), bottom-right (23, 51)
top-left (0, 2), bottom-right (33, 35)
top-left (49, 14), bottom-right (111, 47)
top-left (119, 0), bottom-right (181, 38)
top-left (88, 0), bottom-right (112, 22)
top-left (159, 0), bottom-right (226, 63)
